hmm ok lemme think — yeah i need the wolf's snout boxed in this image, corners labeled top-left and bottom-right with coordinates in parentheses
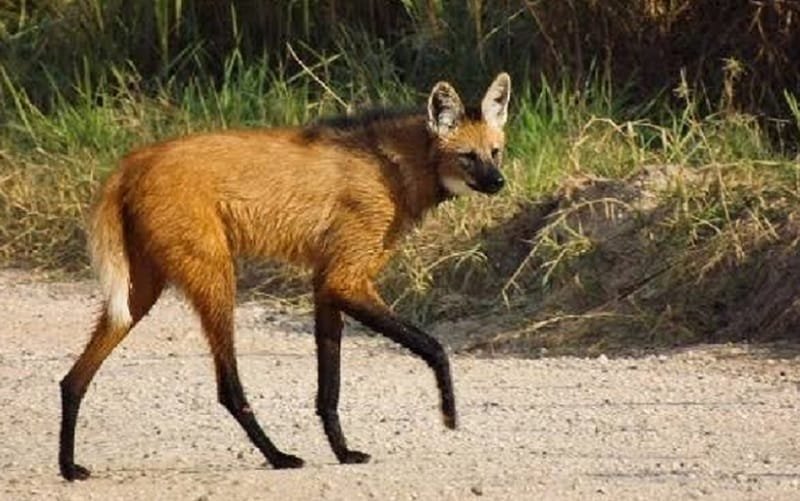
top-left (476, 168), bottom-right (505, 194)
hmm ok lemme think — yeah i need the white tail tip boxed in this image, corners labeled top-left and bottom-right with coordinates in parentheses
top-left (107, 281), bottom-right (132, 328)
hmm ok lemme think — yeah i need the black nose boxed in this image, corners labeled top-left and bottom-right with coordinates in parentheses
top-left (484, 173), bottom-right (505, 194)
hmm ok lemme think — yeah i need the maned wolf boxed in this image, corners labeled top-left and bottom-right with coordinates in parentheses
top-left (59, 73), bottom-right (511, 480)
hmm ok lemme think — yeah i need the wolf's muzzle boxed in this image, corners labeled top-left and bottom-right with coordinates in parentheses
top-left (469, 167), bottom-right (505, 195)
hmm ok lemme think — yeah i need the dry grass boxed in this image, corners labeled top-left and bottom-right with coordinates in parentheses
top-left (0, 153), bottom-right (97, 271)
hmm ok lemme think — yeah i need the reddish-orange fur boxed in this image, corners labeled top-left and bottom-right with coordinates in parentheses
top-left (59, 73), bottom-right (511, 480)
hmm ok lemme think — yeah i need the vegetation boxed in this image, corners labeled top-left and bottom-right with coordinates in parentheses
top-left (1, 1), bottom-right (799, 354)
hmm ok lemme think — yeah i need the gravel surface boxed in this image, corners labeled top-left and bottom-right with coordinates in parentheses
top-left (2, 270), bottom-right (800, 500)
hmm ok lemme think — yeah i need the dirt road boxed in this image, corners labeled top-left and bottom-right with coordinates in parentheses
top-left (2, 270), bottom-right (800, 500)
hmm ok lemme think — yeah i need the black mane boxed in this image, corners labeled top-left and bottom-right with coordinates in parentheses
top-left (307, 105), bottom-right (483, 132)
top-left (310, 107), bottom-right (423, 131)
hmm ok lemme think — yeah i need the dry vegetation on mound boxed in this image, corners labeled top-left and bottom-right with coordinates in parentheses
top-left (458, 166), bottom-right (800, 356)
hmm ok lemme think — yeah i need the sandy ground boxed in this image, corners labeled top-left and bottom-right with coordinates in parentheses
top-left (1, 270), bottom-right (800, 500)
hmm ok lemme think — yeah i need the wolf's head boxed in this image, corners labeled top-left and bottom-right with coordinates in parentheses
top-left (427, 73), bottom-right (511, 196)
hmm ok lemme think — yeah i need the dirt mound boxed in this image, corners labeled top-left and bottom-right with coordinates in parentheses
top-left (458, 165), bottom-right (800, 356)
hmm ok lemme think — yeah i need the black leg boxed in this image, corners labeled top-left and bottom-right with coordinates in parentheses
top-left (59, 254), bottom-right (164, 481)
top-left (333, 296), bottom-right (457, 430)
top-left (59, 382), bottom-right (91, 481)
top-left (214, 356), bottom-right (305, 469)
top-left (185, 261), bottom-right (304, 471)
top-left (59, 313), bottom-right (132, 481)
top-left (314, 301), bottom-right (370, 464)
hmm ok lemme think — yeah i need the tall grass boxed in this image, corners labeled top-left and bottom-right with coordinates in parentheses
top-left (2, 1), bottom-right (798, 116)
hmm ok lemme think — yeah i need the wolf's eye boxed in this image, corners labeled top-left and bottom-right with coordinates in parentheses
top-left (491, 148), bottom-right (502, 162)
top-left (458, 152), bottom-right (479, 166)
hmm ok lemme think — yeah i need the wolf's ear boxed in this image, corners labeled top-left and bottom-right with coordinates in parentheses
top-left (427, 81), bottom-right (465, 136)
top-left (481, 72), bottom-right (511, 129)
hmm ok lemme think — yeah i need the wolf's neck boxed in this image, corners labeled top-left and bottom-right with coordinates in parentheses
top-left (368, 115), bottom-right (447, 220)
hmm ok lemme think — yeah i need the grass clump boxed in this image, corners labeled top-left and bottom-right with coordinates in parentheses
top-left (450, 101), bottom-right (800, 355)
